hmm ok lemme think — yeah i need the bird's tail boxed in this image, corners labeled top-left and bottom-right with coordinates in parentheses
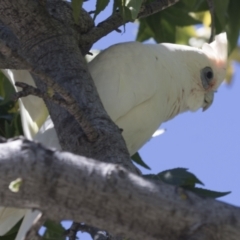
top-left (14, 210), bottom-right (41, 240)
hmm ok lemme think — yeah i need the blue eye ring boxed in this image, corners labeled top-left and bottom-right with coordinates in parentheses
top-left (201, 67), bottom-right (214, 89)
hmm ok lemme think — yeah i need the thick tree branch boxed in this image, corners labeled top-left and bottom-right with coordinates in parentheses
top-left (0, 137), bottom-right (240, 240)
top-left (0, 0), bottom-right (180, 68)
top-left (0, 0), bottom-right (139, 174)
top-left (0, 37), bottom-right (27, 69)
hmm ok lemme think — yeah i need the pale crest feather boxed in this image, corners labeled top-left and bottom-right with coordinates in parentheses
top-left (202, 33), bottom-right (228, 64)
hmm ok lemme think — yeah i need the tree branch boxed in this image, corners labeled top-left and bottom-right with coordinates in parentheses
top-left (0, 36), bottom-right (28, 69)
top-left (138, 0), bottom-right (180, 18)
top-left (80, 0), bottom-right (180, 54)
top-left (0, 0), bottom-right (138, 174)
top-left (0, 137), bottom-right (240, 240)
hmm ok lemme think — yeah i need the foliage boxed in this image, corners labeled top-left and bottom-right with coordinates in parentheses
top-left (42, 220), bottom-right (65, 240)
top-left (145, 168), bottom-right (230, 199)
top-left (131, 152), bottom-right (151, 170)
top-left (72, 0), bottom-right (84, 23)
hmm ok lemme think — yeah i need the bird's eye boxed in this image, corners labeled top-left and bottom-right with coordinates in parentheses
top-left (201, 67), bottom-right (214, 89)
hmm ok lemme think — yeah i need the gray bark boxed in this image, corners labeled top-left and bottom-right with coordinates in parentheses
top-left (0, 137), bottom-right (240, 240)
top-left (0, 0), bottom-right (138, 173)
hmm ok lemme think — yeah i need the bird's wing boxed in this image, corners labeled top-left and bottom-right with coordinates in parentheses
top-left (0, 208), bottom-right (26, 236)
top-left (14, 210), bottom-right (41, 240)
top-left (88, 42), bottom-right (158, 122)
top-left (33, 116), bottom-right (61, 150)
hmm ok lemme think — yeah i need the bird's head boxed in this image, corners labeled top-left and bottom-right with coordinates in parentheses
top-left (186, 33), bottom-right (227, 112)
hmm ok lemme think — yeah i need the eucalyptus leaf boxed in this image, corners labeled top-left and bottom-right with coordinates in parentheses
top-left (185, 187), bottom-right (231, 199)
top-left (43, 220), bottom-right (65, 240)
top-left (126, 0), bottom-right (144, 19)
top-left (94, 0), bottom-right (110, 20)
top-left (131, 152), bottom-right (151, 170)
top-left (72, 0), bottom-right (83, 23)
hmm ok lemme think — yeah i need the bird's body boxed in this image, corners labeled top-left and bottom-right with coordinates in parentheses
top-left (36, 36), bottom-right (227, 155)
top-left (0, 33), bottom-right (227, 239)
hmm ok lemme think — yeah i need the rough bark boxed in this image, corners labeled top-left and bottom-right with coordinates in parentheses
top-left (0, 0), bottom-right (138, 173)
top-left (0, 137), bottom-right (240, 240)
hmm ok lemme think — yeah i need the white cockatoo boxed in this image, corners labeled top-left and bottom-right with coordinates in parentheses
top-left (0, 33), bottom-right (227, 239)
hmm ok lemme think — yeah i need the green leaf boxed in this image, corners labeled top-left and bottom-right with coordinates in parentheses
top-left (119, 6), bottom-right (134, 22)
top-left (0, 71), bottom-right (23, 138)
top-left (226, 0), bottom-right (240, 53)
top-left (0, 72), bottom-right (16, 104)
top-left (185, 187), bottom-right (231, 199)
top-left (181, 0), bottom-right (199, 10)
top-left (71, 0), bottom-right (83, 24)
top-left (143, 13), bottom-right (161, 42)
top-left (144, 168), bottom-right (203, 188)
top-left (126, 0), bottom-right (144, 19)
top-left (163, 6), bottom-right (201, 27)
top-left (191, 0), bottom-right (208, 12)
top-left (213, 0), bottom-right (229, 28)
top-left (94, 0), bottom-right (110, 20)
top-left (114, 0), bottom-right (134, 22)
top-left (43, 220), bottom-right (65, 240)
top-left (137, 1), bottom-right (201, 43)
top-left (144, 170), bottom-right (230, 199)
top-left (131, 152), bottom-right (151, 170)
top-left (136, 18), bottom-right (155, 42)
top-left (140, 12), bottom-right (176, 43)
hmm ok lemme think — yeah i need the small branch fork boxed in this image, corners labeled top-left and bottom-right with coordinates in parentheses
top-left (80, 0), bottom-right (180, 54)
top-left (14, 82), bottom-right (67, 108)
top-left (0, 39), bottom-right (98, 143)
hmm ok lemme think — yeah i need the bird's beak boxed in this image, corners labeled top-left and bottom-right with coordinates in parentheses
top-left (202, 91), bottom-right (214, 111)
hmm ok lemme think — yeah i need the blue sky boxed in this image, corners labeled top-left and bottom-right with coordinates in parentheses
top-left (65, 1), bottom-right (240, 239)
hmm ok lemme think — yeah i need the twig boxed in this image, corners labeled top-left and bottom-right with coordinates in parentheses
top-left (14, 82), bottom-right (67, 110)
top-left (78, 224), bottom-right (109, 240)
top-left (65, 222), bottom-right (81, 240)
top-left (0, 40), bottom-right (99, 143)
top-left (138, 0), bottom-right (180, 18)
top-left (24, 213), bottom-right (46, 240)
top-left (206, 0), bottom-right (215, 42)
top-left (80, 0), bottom-right (179, 54)
top-left (64, 222), bottom-right (110, 240)
top-left (24, 69), bottom-right (99, 143)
